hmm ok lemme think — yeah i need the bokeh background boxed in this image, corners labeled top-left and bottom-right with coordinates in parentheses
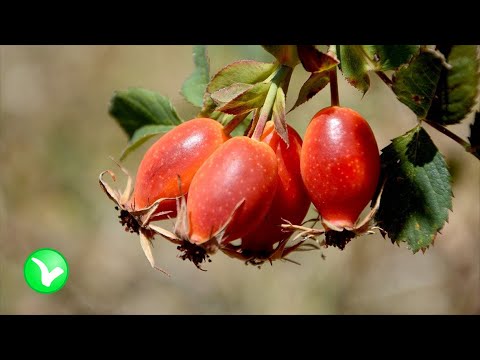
top-left (0, 45), bottom-right (478, 314)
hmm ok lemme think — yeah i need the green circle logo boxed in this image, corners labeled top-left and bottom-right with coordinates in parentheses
top-left (24, 248), bottom-right (69, 294)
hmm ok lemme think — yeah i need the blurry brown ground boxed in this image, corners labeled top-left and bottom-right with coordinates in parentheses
top-left (0, 45), bottom-right (478, 314)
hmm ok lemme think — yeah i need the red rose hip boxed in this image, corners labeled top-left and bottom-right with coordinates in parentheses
top-left (300, 106), bottom-right (380, 230)
top-left (133, 117), bottom-right (229, 219)
top-left (241, 122), bottom-right (311, 252)
top-left (187, 136), bottom-right (278, 245)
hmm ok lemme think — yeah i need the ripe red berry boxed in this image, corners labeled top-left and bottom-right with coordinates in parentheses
top-left (240, 122), bottom-right (311, 252)
top-left (133, 118), bottom-right (229, 219)
top-left (186, 136), bottom-right (278, 245)
top-left (301, 106), bottom-right (380, 230)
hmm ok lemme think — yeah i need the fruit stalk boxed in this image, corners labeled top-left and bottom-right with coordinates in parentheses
top-left (223, 112), bottom-right (249, 136)
top-left (329, 66), bottom-right (339, 107)
top-left (252, 65), bottom-right (292, 141)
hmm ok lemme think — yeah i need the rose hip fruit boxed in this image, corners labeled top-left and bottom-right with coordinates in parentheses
top-left (241, 122), bottom-right (311, 252)
top-left (301, 106), bottom-right (380, 230)
top-left (133, 117), bottom-right (229, 219)
top-left (186, 136), bottom-right (278, 245)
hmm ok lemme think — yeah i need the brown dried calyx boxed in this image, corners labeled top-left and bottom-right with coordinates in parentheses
top-left (220, 234), bottom-right (321, 268)
top-left (168, 193), bottom-right (224, 271)
top-left (281, 180), bottom-right (386, 250)
top-left (99, 158), bottom-right (180, 276)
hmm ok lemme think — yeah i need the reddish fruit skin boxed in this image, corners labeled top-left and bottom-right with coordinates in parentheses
top-left (241, 122), bottom-right (311, 252)
top-left (133, 118), bottom-right (229, 218)
top-left (187, 136), bottom-right (278, 245)
top-left (301, 106), bottom-right (380, 229)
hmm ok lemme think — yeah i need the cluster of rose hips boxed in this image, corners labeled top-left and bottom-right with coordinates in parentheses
top-left (100, 105), bottom-right (381, 274)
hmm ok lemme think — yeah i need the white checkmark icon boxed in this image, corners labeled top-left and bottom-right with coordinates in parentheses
top-left (31, 257), bottom-right (64, 287)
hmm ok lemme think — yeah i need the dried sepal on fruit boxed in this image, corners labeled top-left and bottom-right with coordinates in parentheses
top-left (282, 179), bottom-right (386, 249)
top-left (99, 159), bottom-right (179, 276)
top-left (220, 234), bottom-right (321, 268)
top-left (166, 191), bottom-right (240, 271)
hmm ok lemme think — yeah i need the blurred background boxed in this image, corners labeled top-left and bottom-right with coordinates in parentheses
top-left (0, 45), bottom-right (478, 314)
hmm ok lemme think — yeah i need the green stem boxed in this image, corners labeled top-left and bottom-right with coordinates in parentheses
top-left (251, 65), bottom-right (291, 141)
top-left (423, 118), bottom-right (473, 153)
top-left (329, 66), bottom-right (339, 107)
top-left (376, 70), bottom-right (477, 159)
top-left (375, 71), bottom-right (392, 87)
top-left (209, 111), bottom-right (223, 121)
top-left (223, 112), bottom-right (249, 136)
top-left (247, 109), bottom-right (260, 137)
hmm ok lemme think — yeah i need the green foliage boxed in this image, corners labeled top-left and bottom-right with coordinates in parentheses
top-left (109, 88), bottom-right (182, 138)
top-left (230, 113), bottom-right (252, 137)
top-left (207, 60), bottom-right (277, 94)
top-left (262, 45), bottom-right (300, 67)
top-left (362, 45), bottom-right (420, 70)
top-left (375, 126), bottom-right (452, 253)
top-left (215, 83), bottom-right (270, 115)
top-left (291, 45), bottom-right (338, 111)
top-left (337, 45), bottom-right (419, 94)
top-left (392, 51), bottom-right (443, 118)
top-left (272, 87), bottom-right (288, 144)
top-left (181, 45), bottom-right (210, 108)
top-left (203, 60), bottom-right (278, 117)
top-left (291, 73), bottom-right (330, 112)
top-left (427, 45), bottom-right (479, 125)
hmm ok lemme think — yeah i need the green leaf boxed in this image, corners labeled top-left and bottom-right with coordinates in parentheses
top-left (109, 88), bottom-right (183, 138)
top-left (375, 126), bottom-right (452, 253)
top-left (427, 45), bottom-right (479, 125)
top-left (199, 92), bottom-right (217, 117)
top-left (362, 45), bottom-right (420, 71)
top-left (217, 82), bottom-right (270, 115)
top-left (392, 51), bottom-right (443, 118)
top-left (469, 111), bottom-right (480, 159)
top-left (230, 113), bottom-right (252, 137)
top-left (272, 87), bottom-right (288, 145)
top-left (207, 60), bottom-right (277, 94)
top-left (181, 45), bottom-right (210, 108)
top-left (297, 45), bottom-right (339, 73)
top-left (337, 45), bottom-right (371, 93)
top-left (337, 45), bottom-right (419, 93)
top-left (290, 71), bottom-right (330, 112)
top-left (120, 124), bottom-right (174, 161)
top-left (289, 45), bottom-right (339, 111)
top-left (262, 45), bottom-right (300, 67)
top-left (210, 83), bottom-right (254, 105)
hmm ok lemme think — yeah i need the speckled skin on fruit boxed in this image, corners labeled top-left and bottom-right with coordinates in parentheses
top-left (241, 122), bottom-right (311, 252)
top-left (133, 118), bottom-right (229, 219)
top-left (301, 106), bottom-right (380, 229)
top-left (187, 136), bottom-right (278, 245)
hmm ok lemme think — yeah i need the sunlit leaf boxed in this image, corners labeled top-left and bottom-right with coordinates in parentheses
top-left (290, 71), bottom-right (330, 112)
top-left (262, 45), bottom-right (299, 67)
top-left (337, 45), bottom-right (419, 93)
top-left (109, 88), bottom-right (182, 138)
top-left (217, 82), bottom-right (270, 115)
top-left (181, 45), bottom-right (210, 108)
top-left (207, 60), bottom-right (277, 94)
